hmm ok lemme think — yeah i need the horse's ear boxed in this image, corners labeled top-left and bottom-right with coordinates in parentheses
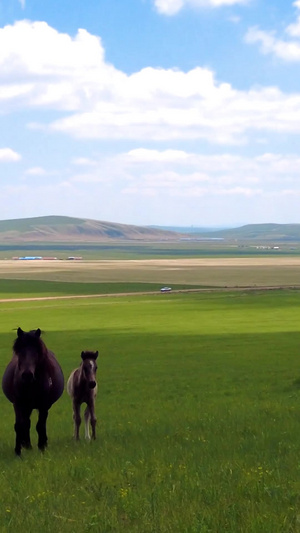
top-left (17, 327), bottom-right (24, 337)
top-left (81, 351), bottom-right (85, 360)
top-left (94, 351), bottom-right (99, 359)
top-left (35, 328), bottom-right (41, 338)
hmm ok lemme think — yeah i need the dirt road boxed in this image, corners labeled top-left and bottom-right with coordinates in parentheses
top-left (0, 284), bottom-right (298, 304)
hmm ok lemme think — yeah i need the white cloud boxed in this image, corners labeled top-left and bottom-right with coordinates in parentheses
top-left (25, 166), bottom-right (47, 175)
top-left (0, 21), bottom-right (105, 75)
top-left (245, 1), bottom-right (300, 62)
top-left (287, 1), bottom-right (300, 36)
top-left (71, 157), bottom-right (97, 166)
top-left (126, 148), bottom-right (190, 162)
top-left (71, 172), bottom-right (106, 183)
top-left (124, 149), bottom-right (300, 192)
top-left (154, 0), bottom-right (184, 15)
top-left (216, 187), bottom-right (262, 196)
top-left (50, 77), bottom-right (300, 144)
top-left (154, 0), bottom-right (248, 16)
top-left (0, 148), bottom-right (21, 162)
top-left (74, 148), bottom-right (300, 202)
top-left (1, 147), bottom-right (298, 224)
top-left (2, 21), bottom-right (300, 146)
top-left (228, 15), bottom-right (241, 24)
top-left (245, 27), bottom-right (300, 61)
top-left (0, 20), bottom-right (120, 111)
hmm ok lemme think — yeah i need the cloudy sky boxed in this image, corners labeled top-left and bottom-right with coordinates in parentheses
top-left (0, 0), bottom-right (299, 227)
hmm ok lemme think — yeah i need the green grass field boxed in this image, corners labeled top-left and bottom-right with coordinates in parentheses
top-left (0, 279), bottom-right (200, 298)
top-left (0, 240), bottom-right (299, 260)
top-left (1, 256), bottom-right (300, 288)
top-left (0, 286), bottom-right (299, 531)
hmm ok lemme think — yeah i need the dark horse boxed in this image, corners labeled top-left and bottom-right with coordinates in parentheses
top-left (2, 328), bottom-right (64, 456)
top-left (67, 351), bottom-right (98, 440)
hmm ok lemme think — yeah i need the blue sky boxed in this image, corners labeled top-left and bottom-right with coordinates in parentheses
top-left (0, 0), bottom-right (300, 227)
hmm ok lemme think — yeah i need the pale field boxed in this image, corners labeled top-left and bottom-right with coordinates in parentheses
top-left (0, 258), bottom-right (300, 287)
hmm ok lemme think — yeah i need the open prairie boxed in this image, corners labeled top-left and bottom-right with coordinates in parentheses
top-left (0, 256), bottom-right (300, 287)
top-left (0, 259), bottom-right (299, 531)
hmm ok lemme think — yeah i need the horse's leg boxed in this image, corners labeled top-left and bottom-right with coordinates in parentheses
top-left (86, 399), bottom-right (96, 440)
top-left (36, 408), bottom-right (49, 451)
top-left (14, 417), bottom-right (22, 456)
top-left (84, 405), bottom-right (91, 440)
top-left (73, 401), bottom-right (81, 440)
top-left (20, 407), bottom-right (32, 449)
top-left (21, 414), bottom-right (32, 449)
top-left (14, 405), bottom-right (32, 456)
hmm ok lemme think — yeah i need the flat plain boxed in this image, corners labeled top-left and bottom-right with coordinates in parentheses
top-left (0, 256), bottom-right (300, 287)
top-left (0, 254), bottom-right (299, 531)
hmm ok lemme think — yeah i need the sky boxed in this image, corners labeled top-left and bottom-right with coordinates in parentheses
top-left (0, 0), bottom-right (300, 227)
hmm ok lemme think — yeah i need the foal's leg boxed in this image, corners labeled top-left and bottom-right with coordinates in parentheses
top-left (84, 405), bottom-right (91, 440)
top-left (36, 408), bottom-right (49, 451)
top-left (86, 400), bottom-right (96, 440)
top-left (14, 405), bottom-right (32, 456)
top-left (73, 401), bottom-right (81, 440)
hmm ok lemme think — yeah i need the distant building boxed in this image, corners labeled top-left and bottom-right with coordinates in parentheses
top-left (18, 256), bottom-right (43, 260)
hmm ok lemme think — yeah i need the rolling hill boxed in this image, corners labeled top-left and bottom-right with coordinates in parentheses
top-left (191, 223), bottom-right (300, 242)
top-left (0, 216), bottom-right (181, 243)
top-left (0, 217), bottom-right (299, 244)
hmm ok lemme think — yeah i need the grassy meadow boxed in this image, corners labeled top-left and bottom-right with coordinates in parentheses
top-left (0, 250), bottom-right (300, 532)
top-left (0, 239), bottom-right (299, 261)
top-left (0, 284), bottom-right (299, 532)
top-left (1, 255), bottom-right (300, 288)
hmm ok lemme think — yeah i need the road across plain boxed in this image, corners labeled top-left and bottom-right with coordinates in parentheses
top-left (0, 285), bottom-right (299, 304)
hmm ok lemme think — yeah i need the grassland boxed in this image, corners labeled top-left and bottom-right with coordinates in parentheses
top-left (0, 257), bottom-right (300, 288)
top-left (0, 258), bottom-right (299, 531)
top-left (0, 239), bottom-right (300, 261)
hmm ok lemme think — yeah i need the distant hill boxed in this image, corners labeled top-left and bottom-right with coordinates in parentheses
top-left (0, 216), bottom-right (181, 243)
top-left (148, 225), bottom-right (228, 234)
top-left (0, 218), bottom-right (299, 244)
top-left (191, 223), bottom-right (300, 242)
